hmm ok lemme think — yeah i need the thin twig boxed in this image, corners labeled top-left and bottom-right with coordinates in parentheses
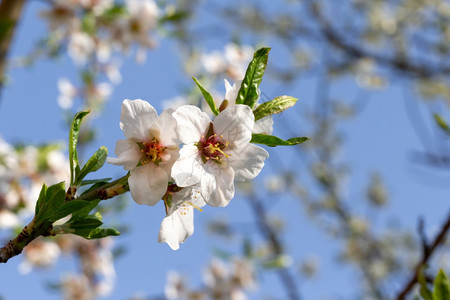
top-left (0, 0), bottom-right (27, 102)
top-left (0, 174), bottom-right (129, 263)
top-left (396, 210), bottom-right (450, 299)
top-left (248, 193), bottom-right (302, 300)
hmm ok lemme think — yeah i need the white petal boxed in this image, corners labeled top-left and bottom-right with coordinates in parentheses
top-left (189, 186), bottom-right (207, 208)
top-left (150, 109), bottom-right (180, 146)
top-left (214, 105), bottom-right (254, 145)
top-left (171, 144), bottom-right (203, 187)
top-left (129, 164), bottom-right (168, 206)
top-left (173, 105), bottom-right (210, 144)
top-left (253, 115), bottom-right (274, 135)
top-left (166, 187), bottom-right (193, 215)
top-left (203, 163), bottom-right (235, 207)
top-left (199, 167), bottom-right (216, 204)
top-left (57, 95), bottom-right (74, 110)
top-left (229, 143), bottom-right (269, 181)
top-left (158, 147), bottom-right (180, 175)
top-left (120, 99), bottom-right (158, 141)
top-left (107, 139), bottom-right (141, 170)
top-left (224, 79), bottom-right (241, 102)
top-left (158, 204), bottom-right (194, 250)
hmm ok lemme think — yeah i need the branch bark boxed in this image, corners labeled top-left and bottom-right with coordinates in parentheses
top-left (306, 0), bottom-right (450, 79)
top-left (248, 194), bottom-right (302, 300)
top-left (0, 175), bottom-right (129, 263)
top-left (0, 0), bottom-right (27, 99)
top-left (396, 210), bottom-right (450, 299)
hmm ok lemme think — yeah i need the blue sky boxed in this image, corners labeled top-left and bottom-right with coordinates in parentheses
top-left (1, 1), bottom-right (450, 300)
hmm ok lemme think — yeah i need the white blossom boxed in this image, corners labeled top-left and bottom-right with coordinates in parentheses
top-left (58, 78), bottom-right (78, 109)
top-left (224, 79), bottom-right (273, 135)
top-left (171, 104), bottom-right (269, 207)
top-left (158, 184), bottom-right (205, 250)
top-left (107, 99), bottom-right (180, 205)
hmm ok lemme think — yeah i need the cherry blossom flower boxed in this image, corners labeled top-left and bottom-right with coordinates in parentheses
top-left (107, 99), bottom-right (180, 206)
top-left (223, 43), bottom-right (254, 79)
top-left (224, 79), bottom-right (273, 135)
top-left (58, 78), bottom-right (78, 109)
top-left (158, 184), bottom-right (205, 250)
top-left (171, 104), bottom-right (269, 207)
top-left (0, 209), bottom-right (20, 229)
top-left (200, 50), bottom-right (227, 74)
top-left (200, 43), bottom-right (254, 80)
top-left (40, 0), bottom-right (79, 32)
top-left (68, 32), bottom-right (96, 64)
top-left (165, 271), bottom-right (188, 299)
top-left (18, 238), bottom-right (61, 274)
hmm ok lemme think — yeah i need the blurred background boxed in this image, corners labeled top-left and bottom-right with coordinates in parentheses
top-left (1, 0), bottom-right (450, 299)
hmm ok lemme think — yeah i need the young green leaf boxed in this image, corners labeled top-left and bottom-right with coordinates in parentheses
top-left (434, 114), bottom-right (450, 136)
top-left (85, 227), bottom-right (120, 239)
top-left (69, 110), bottom-right (90, 186)
top-left (253, 96), bottom-right (298, 121)
top-left (34, 183), bottom-right (48, 217)
top-left (34, 181), bottom-right (101, 226)
top-left (75, 146), bottom-right (108, 185)
top-left (34, 182), bottom-right (66, 224)
top-left (236, 47), bottom-right (271, 108)
top-left (80, 178), bottom-right (112, 186)
top-left (250, 134), bottom-right (310, 147)
top-left (193, 77), bottom-right (219, 115)
top-left (66, 213), bottom-right (120, 239)
top-left (418, 266), bottom-right (433, 300)
top-left (433, 269), bottom-right (450, 300)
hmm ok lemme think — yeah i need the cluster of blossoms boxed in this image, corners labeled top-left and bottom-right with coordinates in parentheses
top-left (108, 79), bottom-right (270, 249)
top-left (0, 138), bottom-right (117, 299)
top-left (0, 138), bottom-right (70, 230)
top-left (199, 43), bottom-right (255, 80)
top-left (39, 0), bottom-right (160, 110)
top-left (20, 235), bottom-right (116, 299)
top-left (162, 258), bottom-right (256, 300)
top-left (41, 0), bottom-right (159, 63)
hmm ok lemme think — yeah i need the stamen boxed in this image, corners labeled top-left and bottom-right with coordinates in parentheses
top-left (186, 201), bottom-right (203, 212)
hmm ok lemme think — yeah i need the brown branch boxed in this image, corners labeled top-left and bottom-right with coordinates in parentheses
top-left (248, 193), bottom-right (302, 300)
top-left (0, 0), bottom-right (27, 100)
top-left (396, 210), bottom-right (450, 299)
top-left (306, 1), bottom-right (450, 79)
top-left (0, 174), bottom-right (129, 264)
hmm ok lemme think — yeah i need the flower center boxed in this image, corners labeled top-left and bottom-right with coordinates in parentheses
top-left (129, 19), bottom-right (142, 33)
top-left (198, 133), bottom-right (230, 164)
top-left (139, 138), bottom-right (166, 166)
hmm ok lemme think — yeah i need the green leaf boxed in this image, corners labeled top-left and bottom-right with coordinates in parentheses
top-left (66, 212), bottom-right (120, 239)
top-left (34, 182), bottom-right (100, 226)
top-left (159, 10), bottom-right (190, 23)
top-left (75, 146), bottom-right (108, 185)
top-left (253, 96), bottom-right (298, 121)
top-left (34, 182), bottom-right (66, 223)
top-left (81, 12), bottom-right (96, 35)
top-left (250, 134), bottom-right (310, 147)
top-left (34, 183), bottom-right (48, 217)
top-left (236, 47), bottom-right (271, 108)
top-left (80, 178), bottom-right (112, 186)
top-left (0, 19), bottom-right (13, 42)
top-left (418, 266), bottom-right (433, 300)
top-left (433, 269), bottom-right (450, 300)
top-left (85, 227), bottom-right (120, 239)
top-left (51, 200), bottom-right (92, 222)
top-left (261, 255), bottom-right (291, 269)
top-left (434, 114), bottom-right (450, 136)
top-left (69, 110), bottom-right (90, 186)
top-left (193, 77), bottom-right (219, 115)
top-left (101, 4), bottom-right (126, 22)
